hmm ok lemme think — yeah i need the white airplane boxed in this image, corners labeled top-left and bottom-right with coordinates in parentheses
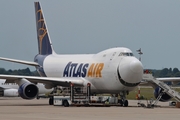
top-left (0, 79), bottom-right (53, 99)
top-left (0, 2), bottom-right (144, 107)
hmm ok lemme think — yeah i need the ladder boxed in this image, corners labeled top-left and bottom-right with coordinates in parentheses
top-left (143, 74), bottom-right (180, 103)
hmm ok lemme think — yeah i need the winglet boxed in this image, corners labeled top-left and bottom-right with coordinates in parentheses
top-left (34, 2), bottom-right (55, 55)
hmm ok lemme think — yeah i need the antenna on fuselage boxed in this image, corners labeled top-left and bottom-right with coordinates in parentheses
top-left (136, 48), bottom-right (143, 61)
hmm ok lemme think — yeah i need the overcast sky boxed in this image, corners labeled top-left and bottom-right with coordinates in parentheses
top-left (0, 0), bottom-right (180, 71)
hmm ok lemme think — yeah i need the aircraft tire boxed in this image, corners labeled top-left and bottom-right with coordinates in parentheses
top-left (36, 96), bottom-right (40, 99)
top-left (63, 100), bottom-right (69, 107)
top-left (49, 97), bottom-right (53, 105)
top-left (123, 100), bottom-right (128, 107)
top-left (118, 99), bottom-right (123, 106)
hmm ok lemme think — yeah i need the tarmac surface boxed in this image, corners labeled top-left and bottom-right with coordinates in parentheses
top-left (0, 97), bottom-right (179, 120)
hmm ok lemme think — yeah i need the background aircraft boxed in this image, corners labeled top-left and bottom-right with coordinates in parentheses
top-left (0, 79), bottom-right (53, 99)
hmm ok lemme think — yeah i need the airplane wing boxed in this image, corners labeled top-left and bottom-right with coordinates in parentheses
top-left (156, 77), bottom-right (180, 82)
top-left (0, 75), bottom-right (84, 87)
top-left (140, 76), bottom-right (180, 86)
top-left (0, 57), bottom-right (85, 87)
top-left (0, 57), bottom-right (39, 67)
top-left (157, 77), bottom-right (180, 85)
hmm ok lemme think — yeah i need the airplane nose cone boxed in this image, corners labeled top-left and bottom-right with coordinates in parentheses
top-left (119, 58), bottom-right (143, 85)
top-left (130, 60), bottom-right (143, 74)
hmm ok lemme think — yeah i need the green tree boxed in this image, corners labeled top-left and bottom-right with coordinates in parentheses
top-left (173, 68), bottom-right (179, 75)
top-left (0, 68), bottom-right (6, 74)
top-left (159, 68), bottom-right (169, 77)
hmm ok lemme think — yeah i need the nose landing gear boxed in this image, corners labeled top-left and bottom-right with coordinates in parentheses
top-left (119, 91), bottom-right (129, 107)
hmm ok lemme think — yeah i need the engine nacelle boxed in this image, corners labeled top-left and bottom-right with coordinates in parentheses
top-left (18, 83), bottom-right (39, 99)
top-left (4, 89), bottom-right (18, 97)
top-left (154, 87), bottom-right (172, 102)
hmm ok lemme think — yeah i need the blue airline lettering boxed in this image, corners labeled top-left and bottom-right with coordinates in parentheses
top-left (69, 63), bottom-right (78, 77)
top-left (63, 62), bottom-right (104, 77)
top-left (63, 62), bottom-right (89, 77)
top-left (63, 62), bottom-right (71, 77)
top-left (82, 63), bottom-right (89, 77)
top-left (75, 63), bottom-right (83, 77)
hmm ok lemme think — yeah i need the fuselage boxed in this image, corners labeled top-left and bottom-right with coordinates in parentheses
top-left (35, 47), bottom-right (143, 94)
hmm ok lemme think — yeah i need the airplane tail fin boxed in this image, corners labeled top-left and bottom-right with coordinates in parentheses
top-left (34, 2), bottom-right (55, 55)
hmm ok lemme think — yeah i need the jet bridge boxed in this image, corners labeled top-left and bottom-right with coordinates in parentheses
top-left (142, 73), bottom-right (180, 106)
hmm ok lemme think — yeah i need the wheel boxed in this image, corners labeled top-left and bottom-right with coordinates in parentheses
top-left (36, 96), bottom-right (40, 99)
top-left (123, 100), bottom-right (128, 107)
top-left (118, 99), bottom-right (123, 106)
top-left (49, 97), bottom-right (53, 105)
top-left (63, 100), bottom-right (69, 107)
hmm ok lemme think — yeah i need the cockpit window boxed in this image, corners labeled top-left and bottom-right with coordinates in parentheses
top-left (129, 53), bottom-right (134, 56)
top-left (119, 52), bottom-right (134, 56)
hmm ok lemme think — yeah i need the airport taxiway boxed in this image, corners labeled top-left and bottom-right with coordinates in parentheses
top-left (0, 97), bottom-right (179, 120)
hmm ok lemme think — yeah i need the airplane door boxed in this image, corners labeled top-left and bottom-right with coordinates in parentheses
top-left (107, 52), bottom-right (117, 67)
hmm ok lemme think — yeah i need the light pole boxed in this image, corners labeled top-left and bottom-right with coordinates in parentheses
top-left (136, 48), bottom-right (143, 61)
top-left (136, 48), bottom-right (143, 100)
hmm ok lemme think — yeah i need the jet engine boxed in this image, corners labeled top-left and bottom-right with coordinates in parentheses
top-left (154, 87), bottom-right (172, 102)
top-left (18, 83), bottom-right (39, 99)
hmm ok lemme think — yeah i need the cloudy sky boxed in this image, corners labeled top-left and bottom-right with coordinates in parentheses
top-left (0, 0), bottom-right (180, 71)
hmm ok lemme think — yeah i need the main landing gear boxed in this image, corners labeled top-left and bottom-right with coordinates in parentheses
top-left (48, 87), bottom-right (57, 105)
top-left (119, 91), bottom-right (129, 107)
top-left (49, 97), bottom-right (54, 105)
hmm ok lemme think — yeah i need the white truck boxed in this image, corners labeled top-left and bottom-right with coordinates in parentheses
top-left (52, 83), bottom-right (119, 107)
top-left (53, 95), bottom-right (118, 107)
top-left (53, 96), bottom-right (72, 107)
